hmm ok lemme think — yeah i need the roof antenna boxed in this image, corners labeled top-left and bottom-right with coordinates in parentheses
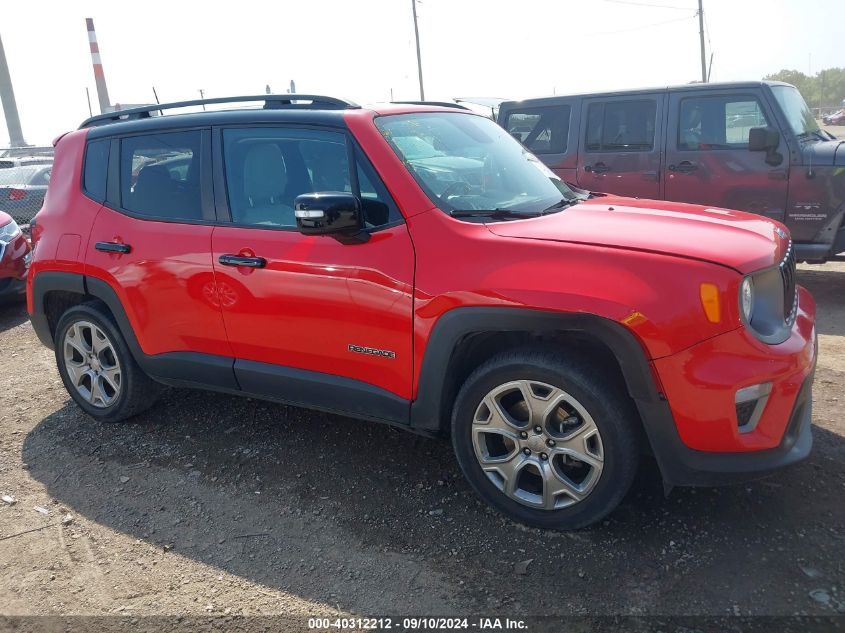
top-left (152, 86), bottom-right (162, 116)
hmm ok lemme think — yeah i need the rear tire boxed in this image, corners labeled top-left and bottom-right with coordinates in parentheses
top-left (54, 303), bottom-right (162, 422)
top-left (451, 348), bottom-right (639, 529)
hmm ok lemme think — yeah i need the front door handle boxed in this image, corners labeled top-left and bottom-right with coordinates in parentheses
top-left (585, 162), bottom-right (610, 174)
top-left (95, 241), bottom-right (131, 254)
top-left (668, 161), bottom-right (697, 174)
top-left (219, 254), bottom-right (267, 268)
top-left (768, 169), bottom-right (788, 181)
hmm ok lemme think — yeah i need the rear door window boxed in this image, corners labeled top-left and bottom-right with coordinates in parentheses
top-left (505, 105), bottom-right (571, 154)
top-left (119, 130), bottom-right (203, 221)
top-left (678, 96), bottom-right (770, 150)
top-left (586, 100), bottom-right (657, 151)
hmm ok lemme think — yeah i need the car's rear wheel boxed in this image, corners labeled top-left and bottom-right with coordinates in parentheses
top-left (452, 348), bottom-right (639, 529)
top-left (55, 303), bottom-right (162, 422)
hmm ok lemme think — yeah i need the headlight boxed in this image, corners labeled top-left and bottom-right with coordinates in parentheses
top-left (0, 220), bottom-right (22, 243)
top-left (740, 277), bottom-right (754, 323)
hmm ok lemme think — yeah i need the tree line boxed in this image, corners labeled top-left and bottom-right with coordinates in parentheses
top-left (764, 68), bottom-right (845, 111)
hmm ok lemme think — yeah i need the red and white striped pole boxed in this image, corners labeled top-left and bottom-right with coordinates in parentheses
top-left (86, 18), bottom-right (111, 114)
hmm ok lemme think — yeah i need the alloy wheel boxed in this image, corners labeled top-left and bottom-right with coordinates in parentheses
top-left (63, 320), bottom-right (122, 408)
top-left (472, 380), bottom-right (604, 510)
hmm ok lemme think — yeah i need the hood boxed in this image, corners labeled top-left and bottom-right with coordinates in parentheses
top-left (486, 197), bottom-right (787, 273)
top-left (801, 139), bottom-right (845, 166)
top-left (0, 210), bottom-right (12, 227)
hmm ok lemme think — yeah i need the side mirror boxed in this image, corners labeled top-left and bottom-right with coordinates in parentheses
top-left (748, 127), bottom-right (779, 152)
top-left (748, 127), bottom-right (783, 166)
top-left (294, 192), bottom-right (366, 242)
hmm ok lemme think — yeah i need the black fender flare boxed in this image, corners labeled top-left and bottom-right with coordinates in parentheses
top-left (408, 307), bottom-right (663, 433)
top-left (30, 272), bottom-right (237, 389)
top-left (29, 271), bottom-right (86, 349)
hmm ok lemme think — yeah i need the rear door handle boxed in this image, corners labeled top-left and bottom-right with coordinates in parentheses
top-left (95, 241), bottom-right (131, 254)
top-left (219, 254), bottom-right (267, 268)
top-left (642, 170), bottom-right (659, 182)
top-left (667, 161), bottom-right (697, 174)
top-left (585, 162), bottom-right (610, 174)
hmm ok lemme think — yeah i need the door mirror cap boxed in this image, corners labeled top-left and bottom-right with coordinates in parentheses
top-left (294, 192), bottom-right (363, 237)
top-left (748, 127), bottom-right (780, 152)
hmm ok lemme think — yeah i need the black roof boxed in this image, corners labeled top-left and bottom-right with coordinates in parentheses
top-left (83, 94), bottom-right (358, 139)
top-left (500, 81), bottom-right (794, 108)
top-left (86, 108), bottom-right (352, 139)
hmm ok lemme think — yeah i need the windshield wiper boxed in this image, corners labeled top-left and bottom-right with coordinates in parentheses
top-left (449, 208), bottom-right (537, 220)
top-left (796, 130), bottom-right (825, 142)
top-left (541, 197), bottom-right (580, 214)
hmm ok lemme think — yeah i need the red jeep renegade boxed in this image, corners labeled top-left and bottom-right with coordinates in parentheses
top-left (28, 95), bottom-right (817, 529)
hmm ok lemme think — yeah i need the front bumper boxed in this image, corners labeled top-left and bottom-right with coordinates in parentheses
top-left (0, 233), bottom-right (30, 299)
top-left (643, 285), bottom-right (817, 486)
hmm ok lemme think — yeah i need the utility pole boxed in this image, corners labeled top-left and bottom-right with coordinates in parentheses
top-left (0, 32), bottom-right (26, 147)
top-left (198, 89), bottom-right (205, 110)
top-left (697, 0), bottom-right (706, 83)
top-left (86, 19), bottom-right (112, 113)
top-left (411, 0), bottom-right (425, 100)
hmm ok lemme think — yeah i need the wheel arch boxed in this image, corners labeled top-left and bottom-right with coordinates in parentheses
top-left (30, 272), bottom-right (186, 382)
top-left (409, 307), bottom-right (663, 435)
top-left (31, 271), bottom-right (97, 349)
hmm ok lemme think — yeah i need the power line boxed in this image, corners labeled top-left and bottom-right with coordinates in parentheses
top-left (590, 13), bottom-right (696, 36)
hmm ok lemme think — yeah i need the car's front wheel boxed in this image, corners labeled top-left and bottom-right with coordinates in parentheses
top-left (55, 303), bottom-right (161, 422)
top-left (452, 348), bottom-right (640, 530)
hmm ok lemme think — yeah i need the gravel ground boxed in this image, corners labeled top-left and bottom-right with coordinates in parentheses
top-left (0, 263), bottom-right (844, 624)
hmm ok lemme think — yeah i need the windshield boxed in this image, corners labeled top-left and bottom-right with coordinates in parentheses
top-left (375, 112), bottom-right (575, 215)
top-left (771, 85), bottom-right (820, 137)
top-left (0, 166), bottom-right (40, 185)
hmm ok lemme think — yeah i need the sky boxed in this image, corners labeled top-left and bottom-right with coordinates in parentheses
top-left (1, 0), bottom-right (843, 146)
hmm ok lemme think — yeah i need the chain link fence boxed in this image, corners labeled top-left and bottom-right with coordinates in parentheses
top-left (0, 147), bottom-right (53, 226)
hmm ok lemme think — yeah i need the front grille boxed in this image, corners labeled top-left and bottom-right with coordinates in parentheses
top-left (780, 241), bottom-right (797, 324)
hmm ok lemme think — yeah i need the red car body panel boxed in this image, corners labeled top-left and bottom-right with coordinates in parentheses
top-left (485, 196), bottom-right (787, 274)
top-left (654, 286), bottom-right (816, 451)
top-left (210, 223), bottom-right (415, 398)
top-left (26, 129), bottom-right (90, 305)
top-left (84, 206), bottom-right (232, 358)
top-left (27, 104), bottom-right (817, 466)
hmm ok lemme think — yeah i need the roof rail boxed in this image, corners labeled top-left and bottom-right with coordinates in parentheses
top-left (79, 94), bottom-right (360, 129)
top-left (390, 101), bottom-right (471, 110)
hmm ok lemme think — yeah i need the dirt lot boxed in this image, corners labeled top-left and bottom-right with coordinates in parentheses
top-left (1, 263), bottom-right (844, 625)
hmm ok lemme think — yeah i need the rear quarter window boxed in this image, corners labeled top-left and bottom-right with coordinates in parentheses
top-left (83, 139), bottom-right (110, 202)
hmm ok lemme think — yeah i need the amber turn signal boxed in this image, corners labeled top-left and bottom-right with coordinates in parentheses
top-left (700, 283), bottom-right (721, 323)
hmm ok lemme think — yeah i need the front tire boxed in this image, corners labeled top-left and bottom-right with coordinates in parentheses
top-left (451, 348), bottom-right (639, 530)
top-left (54, 303), bottom-right (162, 422)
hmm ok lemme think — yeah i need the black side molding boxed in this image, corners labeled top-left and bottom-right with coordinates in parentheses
top-left (234, 359), bottom-right (409, 427)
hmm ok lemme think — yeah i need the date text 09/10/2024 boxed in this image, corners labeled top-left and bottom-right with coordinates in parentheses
top-left (307, 617), bottom-right (528, 630)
